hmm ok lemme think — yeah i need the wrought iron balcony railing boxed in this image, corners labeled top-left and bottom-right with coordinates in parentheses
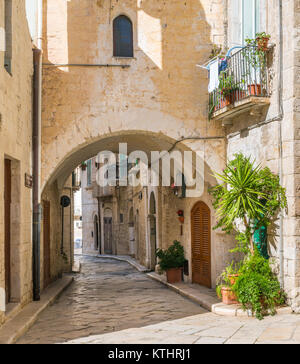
top-left (209, 45), bottom-right (270, 118)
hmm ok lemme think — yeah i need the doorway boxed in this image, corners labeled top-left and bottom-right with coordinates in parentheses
top-left (94, 215), bottom-right (99, 251)
top-left (4, 159), bottom-right (11, 304)
top-left (191, 201), bottom-right (211, 288)
top-left (43, 201), bottom-right (51, 289)
top-left (104, 209), bottom-right (113, 254)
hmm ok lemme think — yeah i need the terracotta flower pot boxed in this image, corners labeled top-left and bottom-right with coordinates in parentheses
top-left (166, 268), bottom-right (183, 284)
top-left (232, 90), bottom-right (246, 102)
top-left (228, 274), bottom-right (239, 286)
top-left (256, 37), bottom-right (269, 52)
top-left (248, 84), bottom-right (262, 96)
top-left (178, 216), bottom-right (185, 224)
top-left (221, 287), bottom-right (238, 305)
top-left (217, 94), bottom-right (231, 110)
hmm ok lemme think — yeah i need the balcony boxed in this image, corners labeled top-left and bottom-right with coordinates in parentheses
top-left (92, 182), bottom-right (115, 200)
top-left (208, 46), bottom-right (271, 124)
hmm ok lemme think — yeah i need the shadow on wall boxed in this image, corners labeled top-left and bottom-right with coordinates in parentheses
top-left (41, 0), bottom-right (213, 160)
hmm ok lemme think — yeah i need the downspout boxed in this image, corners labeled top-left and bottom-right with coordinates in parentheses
top-left (32, 0), bottom-right (43, 301)
top-left (278, 0), bottom-right (284, 288)
top-left (32, 48), bottom-right (41, 301)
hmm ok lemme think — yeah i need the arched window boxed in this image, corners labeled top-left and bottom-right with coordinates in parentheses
top-left (113, 15), bottom-right (133, 57)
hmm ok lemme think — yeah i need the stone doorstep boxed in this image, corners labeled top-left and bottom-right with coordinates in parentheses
top-left (146, 272), bottom-right (292, 318)
top-left (0, 276), bottom-right (74, 344)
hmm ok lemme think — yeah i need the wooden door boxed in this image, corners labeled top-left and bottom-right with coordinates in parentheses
top-left (4, 159), bottom-right (11, 303)
top-left (43, 201), bottom-right (51, 288)
top-left (104, 217), bottom-right (113, 254)
top-left (191, 201), bottom-right (211, 288)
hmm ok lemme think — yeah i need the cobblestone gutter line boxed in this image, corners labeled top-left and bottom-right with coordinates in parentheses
top-left (0, 276), bottom-right (74, 344)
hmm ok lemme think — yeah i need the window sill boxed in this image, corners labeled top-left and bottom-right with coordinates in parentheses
top-left (112, 56), bottom-right (135, 60)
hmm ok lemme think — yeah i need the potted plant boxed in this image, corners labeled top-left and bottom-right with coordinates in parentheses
top-left (81, 162), bottom-right (87, 171)
top-left (255, 32), bottom-right (271, 52)
top-left (233, 251), bottom-right (286, 320)
top-left (216, 262), bottom-right (241, 305)
top-left (156, 241), bottom-right (185, 284)
top-left (177, 210), bottom-right (184, 224)
top-left (210, 153), bottom-right (287, 318)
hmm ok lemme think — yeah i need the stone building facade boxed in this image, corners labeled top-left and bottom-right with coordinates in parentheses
top-left (40, 0), bottom-right (300, 312)
top-left (0, 0), bottom-right (36, 325)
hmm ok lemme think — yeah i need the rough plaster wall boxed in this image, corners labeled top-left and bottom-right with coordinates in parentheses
top-left (41, 0), bottom-right (225, 189)
top-left (0, 0), bottom-right (33, 323)
top-left (226, 0), bottom-right (300, 309)
top-left (81, 161), bottom-right (99, 255)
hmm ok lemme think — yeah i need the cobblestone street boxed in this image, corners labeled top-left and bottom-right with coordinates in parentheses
top-left (17, 256), bottom-right (206, 344)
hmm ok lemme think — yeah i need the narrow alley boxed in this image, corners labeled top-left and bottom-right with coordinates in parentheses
top-left (17, 257), bottom-right (206, 344)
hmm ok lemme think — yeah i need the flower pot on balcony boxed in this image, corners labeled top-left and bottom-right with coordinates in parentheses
top-left (232, 90), bottom-right (247, 102)
top-left (218, 94), bottom-right (232, 109)
top-left (221, 287), bottom-right (238, 305)
top-left (256, 37), bottom-right (269, 52)
top-left (166, 268), bottom-right (183, 284)
top-left (248, 84), bottom-right (262, 96)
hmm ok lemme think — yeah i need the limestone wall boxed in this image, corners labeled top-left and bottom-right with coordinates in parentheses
top-left (0, 0), bottom-right (33, 324)
top-left (226, 0), bottom-right (300, 310)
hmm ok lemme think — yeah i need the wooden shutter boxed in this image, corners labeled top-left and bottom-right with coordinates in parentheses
top-left (191, 202), bottom-right (211, 288)
top-left (229, 0), bottom-right (242, 47)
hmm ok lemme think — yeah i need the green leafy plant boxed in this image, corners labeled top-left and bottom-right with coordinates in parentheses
top-left (233, 251), bottom-right (285, 320)
top-left (156, 241), bottom-right (185, 271)
top-left (216, 261), bottom-right (242, 298)
top-left (244, 32), bottom-right (270, 70)
top-left (209, 153), bottom-right (287, 255)
top-left (209, 44), bottom-right (226, 60)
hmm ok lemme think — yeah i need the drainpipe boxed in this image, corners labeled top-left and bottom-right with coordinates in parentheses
top-left (32, 0), bottom-right (43, 301)
top-left (277, 0), bottom-right (284, 288)
top-left (32, 48), bottom-right (41, 301)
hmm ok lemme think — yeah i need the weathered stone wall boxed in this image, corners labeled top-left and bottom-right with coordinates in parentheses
top-left (81, 158), bottom-right (99, 255)
top-left (0, 0), bottom-right (33, 324)
top-left (226, 0), bottom-right (300, 310)
top-left (41, 0), bottom-right (225, 189)
top-left (41, 0), bottom-right (228, 286)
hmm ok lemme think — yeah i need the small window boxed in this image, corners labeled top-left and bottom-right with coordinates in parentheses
top-left (113, 15), bottom-right (133, 58)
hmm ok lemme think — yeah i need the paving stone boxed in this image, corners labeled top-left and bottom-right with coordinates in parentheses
top-left (17, 257), bottom-right (206, 344)
top-left (256, 327), bottom-right (295, 342)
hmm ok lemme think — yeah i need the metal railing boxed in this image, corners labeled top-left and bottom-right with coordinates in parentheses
top-left (209, 46), bottom-right (270, 116)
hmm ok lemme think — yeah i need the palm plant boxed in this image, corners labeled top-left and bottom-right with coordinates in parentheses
top-left (210, 154), bottom-right (287, 255)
